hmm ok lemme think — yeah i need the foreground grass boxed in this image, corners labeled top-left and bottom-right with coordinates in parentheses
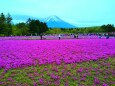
top-left (0, 57), bottom-right (115, 86)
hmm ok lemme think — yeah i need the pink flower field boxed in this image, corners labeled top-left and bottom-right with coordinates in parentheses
top-left (0, 39), bottom-right (115, 86)
top-left (0, 39), bottom-right (115, 69)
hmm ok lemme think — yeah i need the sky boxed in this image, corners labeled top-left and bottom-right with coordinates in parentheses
top-left (0, 0), bottom-right (115, 27)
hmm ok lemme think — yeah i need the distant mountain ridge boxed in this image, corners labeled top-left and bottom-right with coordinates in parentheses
top-left (12, 15), bottom-right (39, 21)
top-left (12, 15), bottom-right (77, 28)
top-left (41, 15), bottom-right (76, 28)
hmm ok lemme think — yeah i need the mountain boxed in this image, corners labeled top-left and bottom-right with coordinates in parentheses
top-left (42, 15), bottom-right (76, 28)
top-left (12, 14), bottom-right (41, 23)
top-left (12, 15), bottom-right (77, 28)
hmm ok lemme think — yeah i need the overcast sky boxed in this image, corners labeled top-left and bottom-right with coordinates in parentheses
top-left (0, 0), bottom-right (115, 27)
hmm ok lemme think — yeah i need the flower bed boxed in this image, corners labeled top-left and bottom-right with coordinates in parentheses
top-left (0, 39), bottom-right (115, 69)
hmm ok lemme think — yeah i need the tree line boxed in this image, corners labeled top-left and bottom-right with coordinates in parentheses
top-left (0, 13), bottom-right (115, 37)
top-left (46, 25), bottom-right (115, 34)
top-left (0, 13), bottom-right (48, 39)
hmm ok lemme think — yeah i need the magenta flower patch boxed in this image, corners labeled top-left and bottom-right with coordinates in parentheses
top-left (0, 39), bottom-right (115, 69)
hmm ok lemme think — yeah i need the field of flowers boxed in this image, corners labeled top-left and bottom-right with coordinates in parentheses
top-left (0, 39), bottom-right (115, 85)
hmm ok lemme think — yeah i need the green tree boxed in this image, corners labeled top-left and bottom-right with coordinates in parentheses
top-left (28, 19), bottom-right (48, 39)
top-left (5, 13), bottom-right (12, 36)
top-left (16, 22), bottom-right (29, 35)
top-left (12, 25), bottom-right (22, 36)
top-left (6, 13), bottom-right (12, 25)
top-left (101, 24), bottom-right (115, 32)
top-left (0, 13), bottom-right (6, 24)
top-left (0, 13), bottom-right (6, 35)
top-left (0, 13), bottom-right (13, 36)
